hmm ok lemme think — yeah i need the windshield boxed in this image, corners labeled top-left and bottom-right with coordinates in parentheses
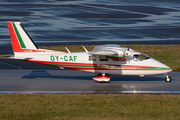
top-left (133, 54), bottom-right (151, 61)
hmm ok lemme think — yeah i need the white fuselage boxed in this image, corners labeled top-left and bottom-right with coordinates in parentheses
top-left (14, 51), bottom-right (172, 76)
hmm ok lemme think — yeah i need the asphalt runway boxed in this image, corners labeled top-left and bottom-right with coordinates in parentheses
top-left (1, 0), bottom-right (180, 45)
top-left (0, 69), bottom-right (179, 94)
top-left (0, 0), bottom-right (180, 94)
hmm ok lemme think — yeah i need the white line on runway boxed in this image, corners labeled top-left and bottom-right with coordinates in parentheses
top-left (0, 61), bottom-right (21, 69)
top-left (1, 91), bottom-right (180, 94)
top-left (75, 4), bottom-right (180, 20)
top-left (96, 2), bottom-right (180, 11)
top-left (76, 4), bottom-right (157, 16)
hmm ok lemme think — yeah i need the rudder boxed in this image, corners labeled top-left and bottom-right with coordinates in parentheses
top-left (7, 22), bottom-right (38, 52)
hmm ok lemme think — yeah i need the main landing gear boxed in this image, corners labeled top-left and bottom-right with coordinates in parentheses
top-left (164, 73), bottom-right (171, 83)
top-left (92, 74), bottom-right (111, 83)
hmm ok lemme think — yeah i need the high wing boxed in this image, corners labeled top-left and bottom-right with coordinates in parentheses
top-left (89, 44), bottom-right (123, 55)
top-left (89, 50), bottom-right (117, 55)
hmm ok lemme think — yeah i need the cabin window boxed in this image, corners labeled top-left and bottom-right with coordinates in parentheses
top-left (89, 55), bottom-right (96, 61)
top-left (133, 54), bottom-right (150, 61)
top-left (100, 55), bottom-right (108, 61)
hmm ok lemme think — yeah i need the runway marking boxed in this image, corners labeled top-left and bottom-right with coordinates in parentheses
top-left (75, 4), bottom-right (180, 20)
top-left (0, 61), bottom-right (21, 69)
top-left (0, 91), bottom-right (180, 94)
top-left (96, 2), bottom-right (180, 11)
top-left (76, 4), bottom-right (157, 16)
top-left (69, 26), bottom-right (180, 30)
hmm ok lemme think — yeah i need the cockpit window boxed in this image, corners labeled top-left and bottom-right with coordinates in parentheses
top-left (133, 54), bottom-right (150, 61)
top-left (100, 55), bottom-right (108, 61)
top-left (89, 55), bottom-right (96, 61)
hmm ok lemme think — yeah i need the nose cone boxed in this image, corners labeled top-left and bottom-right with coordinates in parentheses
top-left (151, 58), bottom-right (172, 73)
top-left (160, 63), bottom-right (172, 72)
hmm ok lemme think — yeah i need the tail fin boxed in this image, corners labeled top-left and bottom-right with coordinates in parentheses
top-left (7, 22), bottom-right (62, 56)
top-left (7, 22), bottom-right (38, 52)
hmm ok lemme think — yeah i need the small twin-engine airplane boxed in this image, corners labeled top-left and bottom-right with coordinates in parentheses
top-left (7, 22), bottom-right (172, 82)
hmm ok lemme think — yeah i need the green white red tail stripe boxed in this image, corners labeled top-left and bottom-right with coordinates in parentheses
top-left (11, 22), bottom-right (26, 49)
top-left (7, 22), bottom-right (62, 53)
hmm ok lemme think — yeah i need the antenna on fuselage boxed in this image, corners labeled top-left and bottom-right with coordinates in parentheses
top-left (65, 47), bottom-right (71, 53)
top-left (82, 46), bottom-right (88, 52)
top-left (124, 45), bottom-right (130, 56)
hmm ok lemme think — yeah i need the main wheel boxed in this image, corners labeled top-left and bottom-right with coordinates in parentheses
top-left (165, 76), bottom-right (171, 82)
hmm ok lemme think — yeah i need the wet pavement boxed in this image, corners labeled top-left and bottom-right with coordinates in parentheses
top-left (0, 0), bottom-right (180, 94)
top-left (0, 0), bottom-right (180, 46)
top-left (0, 70), bottom-right (179, 94)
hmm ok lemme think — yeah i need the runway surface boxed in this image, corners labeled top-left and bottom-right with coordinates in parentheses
top-left (0, 69), bottom-right (179, 94)
top-left (0, 0), bottom-right (180, 94)
top-left (1, 0), bottom-right (180, 46)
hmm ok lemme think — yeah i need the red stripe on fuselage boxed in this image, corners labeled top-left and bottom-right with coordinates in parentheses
top-left (27, 60), bottom-right (171, 71)
top-left (55, 66), bottom-right (171, 71)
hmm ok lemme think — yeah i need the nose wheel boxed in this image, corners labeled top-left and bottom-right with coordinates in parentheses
top-left (164, 74), bottom-right (171, 83)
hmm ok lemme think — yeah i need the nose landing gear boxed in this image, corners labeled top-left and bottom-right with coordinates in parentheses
top-left (164, 73), bottom-right (171, 83)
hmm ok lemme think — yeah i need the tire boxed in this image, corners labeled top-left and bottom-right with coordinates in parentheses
top-left (165, 76), bottom-right (171, 82)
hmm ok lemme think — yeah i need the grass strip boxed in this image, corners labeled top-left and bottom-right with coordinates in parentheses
top-left (40, 44), bottom-right (180, 71)
top-left (0, 94), bottom-right (180, 120)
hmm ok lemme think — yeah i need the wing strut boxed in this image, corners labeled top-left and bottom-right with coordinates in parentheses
top-left (65, 47), bottom-right (71, 53)
top-left (83, 46), bottom-right (88, 52)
